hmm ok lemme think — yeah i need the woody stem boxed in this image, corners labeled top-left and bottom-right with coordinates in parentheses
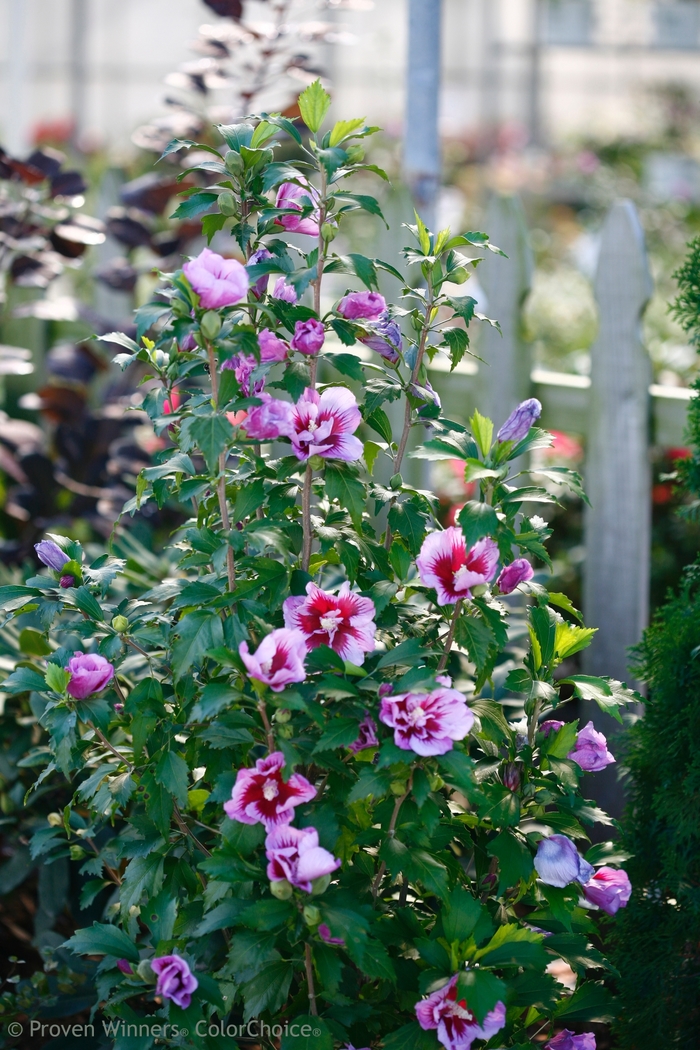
top-left (207, 339), bottom-right (236, 591)
top-left (258, 699), bottom-right (275, 752)
top-left (437, 600), bottom-right (463, 673)
top-left (305, 943), bottom-right (318, 1015)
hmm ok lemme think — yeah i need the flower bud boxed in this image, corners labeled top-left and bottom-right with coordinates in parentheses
top-left (116, 959), bottom-right (134, 975)
top-left (218, 191), bottom-right (237, 216)
top-left (270, 878), bottom-right (294, 900)
top-left (308, 454), bottom-right (325, 471)
top-left (390, 779), bottom-right (408, 796)
top-left (345, 145), bottom-right (365, 165)
top-left (471, 583), bottom-right (489, 598)
top-left (389, 473), bottom-right (403, 490)
top-left (303, 905), bottom-right (321, 925)
top-left (47, 812), bottom-right (63, 827)
top-left (410, 313), bottom-right (424, 331)
top-left (112, 615), bottom-right (129, 633)
top-left (428, 773), bottom-right (444, 792)
top-left (224, 149), bottom-right (244, 175)
top-left (310, 874), bottom-right (331, 896)
top-left (277, 724), bottom-right (294, 739)
top-left (449, 267), bottom-right (469, 285)
top-left (502, 762), bottom-right (521, 792)
top-left (321, 222), bottom-right (337, 242)
top-left (128, 905), bottom-right (140, 920)
top-left (114, 703), bottom-right (124, 714)
top-left (69, 845), bottom-right (86, 861)
top-left (200, 311), bottom-right (222, 341)
top-left (137, 959), bottom-right (156, 983)
top-left (274, 708), bottom-right (292, 723)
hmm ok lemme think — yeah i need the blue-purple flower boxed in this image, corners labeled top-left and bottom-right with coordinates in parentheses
top-left (534, 834), bottom-right (594, 888)
top-left (497, 398), bottom-right (542, 443)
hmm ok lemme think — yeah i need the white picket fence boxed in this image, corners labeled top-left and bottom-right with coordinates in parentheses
top-left (424, 196), bottom-right (693, 698)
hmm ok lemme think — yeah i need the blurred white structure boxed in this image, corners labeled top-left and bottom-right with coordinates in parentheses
top-left (3, 0), bottom-right (700, 157)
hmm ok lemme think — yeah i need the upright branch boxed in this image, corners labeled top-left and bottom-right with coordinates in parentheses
top-left (206, 339), bottom-right (236, 592)
top-left (304, 942), bottom-right (318, 1015)
top-left (437, 599), bottom-right (463, 672)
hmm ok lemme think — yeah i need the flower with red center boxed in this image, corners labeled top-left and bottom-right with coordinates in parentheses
top-left (183, 247), bottom-right (248, 308)
top-left (151, 955), bottom-right (198, 1010)
top-left (239, 628), bottom-right (307, 692)
top-left (265, 824), bottom-right (340, 892)
top-left (291, 318), bottom-right (325, 356)
top-left (581, 866), bottom-right (631, 915)
top-left (546, 1030), bottom-right (596, 1050)
top-left (380, 686), bottom-right (474, 756)
top-left (66, 652), bottom-right (115, 699)
top-left (416, 528), bottom-right (499, 606)
top-left (337, 291), bottom-right (386, 320)
top-left (283, 581), bottom-right (376, 665)
top-left (241, 394), bottom-right (295, 441)
top-left (290, 387), bottom-right (363, 463)
top-left (348, 714), bottom-right (379, 753)
top-left (567, 721), bottom-right (615, 772)
top-left (415, 974), bottom-right (506, 1050)
top-left (275, 179), bottom-right (321, 236)
top-left (224, 751), bottom-right (316, 830)
top-left (496, 558), bottom-right (534, 594)
top-left (259, 328), bottom-right (289, 363)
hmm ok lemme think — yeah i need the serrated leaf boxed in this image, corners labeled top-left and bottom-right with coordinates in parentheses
top-left (329, 118), bottom-right (367, 146)
top-left (240, 960), bottom-right (294, 1019)
top-left (441, 886), bottom-right (483, 941)
top-left (543, 721), bottom-right (579, 760)
top-left (171, 611), bottom-right (224, 679)
top-left (189, 414), bottom-right (234, 473)
top-left (469, 409), bottom-right (493, 457)
top-left (2, 666), bottom-right (47, 694)
top-left (298, 79), bottom-right (331, 133)
top-left (154, 751), bottom-right (189, 807)
top-left (488, 830), bottom-right (534, 892)
top-left (325, 464), bottom-right (366, 526)
top-left (63, 921), bottom-right (139, 963)
top-left (172, 191), bottom-right (218, 220)
top-left (313, 717), bottom-right (361, 753)
top-left (457, 970), bottom-right (507, 1025)
top-left (457, 500), bottom-right (499, 548)
top-left (554, 981), bottom-right (614, 1023)
top-left (45, 663), bottom-right (71, 694)
top-left (388, 501), bottom-right (427, 555)
top-left (281, 1016), bottom-right (333, 1050)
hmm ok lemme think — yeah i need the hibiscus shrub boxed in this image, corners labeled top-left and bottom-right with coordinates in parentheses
top-left (1, 84), bottom-right (635, 1049)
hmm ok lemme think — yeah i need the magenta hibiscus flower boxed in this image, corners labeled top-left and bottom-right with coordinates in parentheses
top-left (416, 527), bottom-right (499, 606)
top-left (283, 582), bottom-right (376, 665)
top-left (290, 387), bottom-right (363, 463)
top-left (567, 721), bottom-right (615, 772)
top-left (265, 824), bottom-right (340, 892)
top-left (380, 686), bottom-right (474, 756)
top-left (151, 955), bottom-right (198, 1009)
top-left (183, 247), bottom-right (248, 309)
top-left (275, 179), bottom-right (321, 236)
top-left (239, 628), bottom-right (307, 692)
top-left (581, 866), bottom-right (631, 915)
top-left (415, 974), bottom-right (506, 1050)
top-left (224, 751), bottom-right (316, 830)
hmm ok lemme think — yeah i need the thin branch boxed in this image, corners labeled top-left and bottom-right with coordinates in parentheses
top-left (87, 722), bottom-right (134, 772)
top-left (304, 942), bottom-right (318, 1016)
top-left (301, 462), bottom-right (314, 573)
top-left (206, 339), bottom-right (236, 592)
top-left (258, 699), bottom-right (275, 752)
top-left (371, 772), bottom-right (413, 899)
top-left (437, 600), bottom-right (463, 673)
top-left (173, 803), bottom-right (212, 857)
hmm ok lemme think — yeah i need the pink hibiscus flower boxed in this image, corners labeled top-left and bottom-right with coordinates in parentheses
top-left (275, 180), bottom-right (321, 236)
top-left (415, 975), bottom-right (506, 1050)
top-left (283, 581), bottom-right (376, 665)
top-left (290, 387), bottom-right (363, 463)
top-left (239, 628), bottom-right (307, 692)
top-left (224, 751), bottom-right (316, 830)
top-left (380, 686), bottom-right (474, 756)
top-left (265, 824), bottom-right (340, 892)
top-left (416, 528), bottom-right (499, 606)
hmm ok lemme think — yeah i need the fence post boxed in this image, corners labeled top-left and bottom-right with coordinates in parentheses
top-left (582, 199), bottom-right (653, 820)
top-left (404, 0), bottom-right (443, 232)
top-left (478, 195), bottom-right (534, 427)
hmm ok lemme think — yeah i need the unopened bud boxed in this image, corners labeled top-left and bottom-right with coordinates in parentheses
top-left (502, 762), bottom-right (521, 793)
top-left (308, 455), bottom-right (325, 471)
top-left (270, 879), bottom-right (293, 900)
top-left (321, 222), bottom-right (337, 243)
top-left (200, 311), bottom-right (222, 341)
top-left (303, 905), bottom-right (321, 925)
top-left (224, 150), bottom-right (244, 175)
top-left (112, 615), bottom-right (129, 633)
top-left (471, 584), bottom-right (488, 598)
top-left (345, 145), bottom-right (365, 165)
top-left (277, 724), bottom-right (293, 739)
top-left (389, 473), bottom-right (403, 490)
top-left (390, 779), bottom-right (408, 796)
top-left (410, 313), bottom-right (424, 331)
top-left (449, 266), bottom-right (469, 285)
top-left (59, 575), bottom-right (75, 589)
top-left (47, 812), bottom-right (63, 827)
top-left (428, 773), bottom-right (444, 792)
top-left (310, 874), bottom-right (331, 896)
top-left (274, 708), bottom-right (291, 724)
top-left (69, 845), bottom-right (86, 861)
top-left (137, 959), bottom-right (156, 983)
top-left (218, 191), bottom-right (237, 216)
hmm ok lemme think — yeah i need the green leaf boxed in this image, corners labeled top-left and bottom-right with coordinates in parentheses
top-left (441, 886), bottom-right (483, 941)
top-left (380, 837), bottom-right (449, 900)
top-left (442, 327), bottom-right (470, 369)
top-left (348, 768), bottom-right (391, 803)
top-left (240, 960), bottom-right (294, 1019)
top-left (548, 591), bottom-right (583, 624)
top-left (325, 463), bottom-right (366, 526)
top-left (488, 831), bottom-right (534, 893)
top-left (45, 663), bottom-right (71, 694)
top-left (202, 211), bottom-right (227, 243)
top-left (457, 970), bottom-right (507, 1025)
top-left (383, 1024), bottom-right (439, 1050)
top-left (313, 717), bottom-right (361, 753)
top-left (543, 721), bottom-right (579, 760)
top-left (234, 479), bottom-right (265, 523)
top-left (72, 585), bottom-right (103, 622)
top-left (120, 854), bottom-right (164, 913)
top-left (2, 667), bottom-right (47, 694)
top-left (63, 921), bottom-right (139, 963)
top-left (376, 637), bottom-right (435, 669)
top-left (171, 191), bottom-right (218, 219)
top-left (469, 409), bottom-right (494, 457)
top-left (448, 295), bottom-right (478, 324)
top-left (195, 900), bottom-right (251, 936)
top-left (388, 502), bottom-right (427, 555)
top-left (563, 675), bottom-right (633, 723)
top-left (455, 616), bottom-right (494, 672)
top-left (328, 350), bottom-right (365, 380)
top-left (334, 192), bottom-right (388, 227)
top-left (154, 751), bottom-right (189, 807)
top-left (190, 414), bottom-right (234, 473)
top-left (554, 981), bottom-right (615, 1023)
top-left (171, 611), bottom-right (224, 679)
top-left (474, 923), bottom-right (549, 969)
top-left (530, 605), bottom-right (558, 667)
top-left (554, 621), bottom-right (597, 661)
top-left (365, 407), bottom-right (393, 443)
top-left (141, 771), bottom-right (173, 837)
top-left (348, 251), bottom-right (379, 290)
top-left (457, 500), bottom-right (499, 548)
top-left (241, 898), bottom-right (296, 931)
top-left (329, 118), bottom-right (367, 146)
top-left (298, 79), bottom-right (331, 133)
top-left (281, 1016), bottom-right (333, 1050)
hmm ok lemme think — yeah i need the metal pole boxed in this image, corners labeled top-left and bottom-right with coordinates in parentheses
top-left (6, 0), bottom-right (29, 156)
top-left (527, 0), bottom-right (544, 146)
top-left (404, 0), bottom-right (443, 232)
top-left (70, 0), bottom-right (89, 146)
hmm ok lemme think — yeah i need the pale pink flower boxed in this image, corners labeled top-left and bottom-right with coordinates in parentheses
top-left (496, 558), bottom-right (534, 594)
top-left (151, 955), bottom-right (198, 1009)
top-left (567, 721), bottom-right (615, 772)
top-left (348, 714), bottom-right (379, 753)
top-left (66, 653), bottom-right (115, 699)
top-left (283, 581), bottom-right (376, 665)
top-left (271, 276), bottom-right (297, 303)
top-left (337, 291), bottom-right (386, 320)
top-left (415, 975), bottom-right (506, 1050)
top-left (416, 528), bottom-right (499, 606)
top-left (258, 328), bottom-right (289, 363)
top-left (242, 394), bottom-right (295, 441)
top-left (291, 318), bottom-right (325, 355)
top-left (275, 180), bottom-right (321, 236)
top-left (224, 751), bottom-right (316, 830)
top-left (290, 387), bottom-right (363, 463)
top-left (581, 866), bottom-right (631, 915)
top-left (265, 824), bottom-right (340, 892)
top-left (380, 686), bottom-right (474, 756)
top-left (239, 628), bottom-right (307, 692)
top-left (183, 247), bottom-right (248, 308)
